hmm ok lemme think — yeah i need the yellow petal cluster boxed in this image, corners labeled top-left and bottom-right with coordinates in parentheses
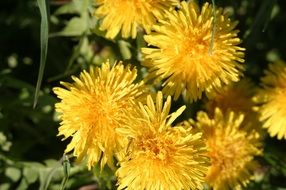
top-left (116, 92), bottom-right (209, 190)
top-left (190, 108), bottom-right (262, 190)
top-left (53, 61), bottom-right (145, 169)
top-left (253, 61), bottom-right (286, 140)
top-left (142, 1), bottom-right (245, 101)
top-left (94, 0), bottom-right (179, 39)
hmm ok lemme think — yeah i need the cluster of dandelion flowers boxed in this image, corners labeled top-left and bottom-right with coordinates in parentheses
top-left (253, 61), bottom-right (286, 140)
top-left (94, 0), bottom-right (179, 39)
top-left (142, 1), bottom-right (245, 101)
top-left (116, 92), bottom-right (209, 190)
top-left (53, 61), bottom-right (145, 169)
top-left (191, 108), bottom-right (262, 190)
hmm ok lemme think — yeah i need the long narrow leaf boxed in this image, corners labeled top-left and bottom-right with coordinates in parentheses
top-left (262, 0), bottom-right (277, 32)
top-left (34, 0), bottom-right (49, 108)
top-left (245, 0), bottom-right (276, 47)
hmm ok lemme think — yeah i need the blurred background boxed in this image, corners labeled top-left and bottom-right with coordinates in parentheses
top-left (0, 0), bottom-right (286, 189)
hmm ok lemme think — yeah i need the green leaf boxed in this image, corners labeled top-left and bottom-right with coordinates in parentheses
top-left (23, 167), bottom-right (38, 184)
top-left (0, 183), bottom-right (10, 190)
top-left (0, 132), bottom-right (11, 151)
top-left (44, 159), bottom-right (61, 167)
top-left (93, 165), bottom-right (115, 190)
top-left (119, 40), bottom-right (132, 60)
top-left (54, 2), bottom-right (77, 15)
top-left (53, 0), bottom-right (91, 16)
top-left (39, 163), bottom-right (61, 190)
top-left (245, 0), bottom-right (277, 46)
top-left (262, 0), bottom-right (278, 32)
top-left (34, 0), bottom-right (49, 108)
top-left (5, 167), bottom-right (21, 182)
top-left (73, 0), bottom-right (90, 13)
top-left (16, 179), bottom-right (29, 190)
top-left (50, 17), bottom-right (87, 37)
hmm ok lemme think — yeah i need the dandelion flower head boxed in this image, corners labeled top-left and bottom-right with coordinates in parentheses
top-left (94, 0), bottom-right (179, 39)
top-left (253, 61), bottom-right (286, 140)
top-left (142, 1), bottom-right (245, 101)
top-left (191, 108), bottom-right (262, 190)
top-left (53, 61), bottom-right (145, 169)
top-left (206, 79), bottom-right (259, 126)
top-left (116, 92), bottom-right (209, 190)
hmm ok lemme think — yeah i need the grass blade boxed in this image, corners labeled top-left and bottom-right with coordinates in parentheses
top-left (34, 0), bottom-right (49, 108)
top-left (245, 0), bottom-right (276, 47)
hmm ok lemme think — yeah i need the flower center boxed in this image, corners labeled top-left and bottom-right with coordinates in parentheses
top-left (137, 135), bottom-right (174, 161)
top-left (208, 135), bottom-right (246, 172)
top-left (79, 90), bottom-right (117, 128)
top-left (185, 36), bottom-right (210, 58)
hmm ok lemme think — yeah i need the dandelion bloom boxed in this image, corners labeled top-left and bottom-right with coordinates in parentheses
top-left (206, 79), bottom-right (259, 126)
top-left (142, 1), bottom-right (245, 101)
top-left (94, 0), bottom-right (179, 39)
top-left (253, 61), bottom-right (286, 140)
top-left (53, 61), bottom-right (145, 169)
top-left (116, 92), bottom-right (209, 190)
top-left (191, 108), bottom-right (262, 190)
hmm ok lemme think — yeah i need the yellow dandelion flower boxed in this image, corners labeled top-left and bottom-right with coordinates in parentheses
top-left (191, 108), bottom-right (262, 190)
top-left (253, 61), bottom-right (286, 140)
top-left (116, 92), bottom-right (209, 190)
top-left (142, 1), bottom-right (245, 101)
top-left (94, 0), bottom-right (179, 39)
top-left (206, 79), bottom-right (259, 125)
top-left (53, 61), bottom-right (145, 169)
